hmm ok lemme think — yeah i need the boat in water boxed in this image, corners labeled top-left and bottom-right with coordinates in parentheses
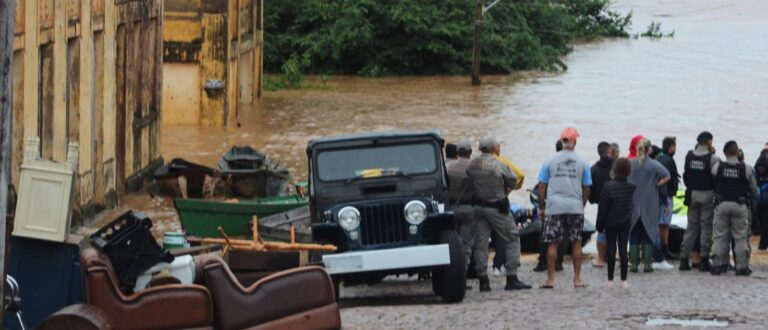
top-left (217, 146), bottom-right (291, 198)
top-left (258, 206), bottom-right (312, 243)
top-left (154, 158), bottom-right (215, 198)
top-left (174, 195), bottom-right (309, 238)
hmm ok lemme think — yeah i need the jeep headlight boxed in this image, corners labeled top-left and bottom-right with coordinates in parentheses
top-left (404, 201), bottom-right (427, 225)
top-left (338, 207), bottom-right (360, 231)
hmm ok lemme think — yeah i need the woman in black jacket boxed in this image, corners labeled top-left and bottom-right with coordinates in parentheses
top-left (596, 158), bottom-right (637, 288)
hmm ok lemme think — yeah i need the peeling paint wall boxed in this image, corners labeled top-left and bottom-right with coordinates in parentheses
top-left (11, 0), bottom-right (164, 221)
top-left (162, 0), bottom-right (263, 127)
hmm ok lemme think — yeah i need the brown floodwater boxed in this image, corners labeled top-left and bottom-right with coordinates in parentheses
top-left (102, 1), bottom-right (768, 247)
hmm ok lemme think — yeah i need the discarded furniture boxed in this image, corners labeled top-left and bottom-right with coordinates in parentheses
top-left (80, 248), bottom-right (213, 330)
top-left (227, 250), bottom-right (304, 287)
top-left (38, 304), bottom-right (111, 330)
top-left (89, 211), bottom-right (174, 292)
top-left (218, 146), bottom-right (291, 198)
top-left (174, 195), bottom-right (308, 237)
top-left (13, 138), bottom-right (78, 242)
top-left (6, 236), bottom-right (84, 328)
top-left (133, 254), bottom-right (195, 292)
top-left (186, 217), bottom-right (337, 255)
top-left (199, 255), bottom-right (341, 330)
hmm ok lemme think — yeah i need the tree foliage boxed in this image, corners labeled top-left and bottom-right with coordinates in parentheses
top-left (264, 0), bottom-right (631, 76)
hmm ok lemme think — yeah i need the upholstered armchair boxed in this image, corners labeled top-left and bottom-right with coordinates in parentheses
top-left (198, 255), bottom-right (341, 330)
top-left (80, 248), bottom-right (213, 330)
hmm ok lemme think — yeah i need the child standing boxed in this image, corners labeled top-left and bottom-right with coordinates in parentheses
top-left (596, 158), bottom-right (637, 288)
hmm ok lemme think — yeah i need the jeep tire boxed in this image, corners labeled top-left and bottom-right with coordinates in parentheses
top-left (432, 230), bottom-right (467, 303)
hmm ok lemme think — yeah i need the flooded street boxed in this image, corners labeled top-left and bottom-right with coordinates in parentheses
top-left (163, 0), bottom-right (768, 211)
top-left (87, 1), bottom-right (768, 328)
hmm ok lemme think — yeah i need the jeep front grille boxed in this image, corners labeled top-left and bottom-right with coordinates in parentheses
top-left (359, 203), bottom-right (409, 246)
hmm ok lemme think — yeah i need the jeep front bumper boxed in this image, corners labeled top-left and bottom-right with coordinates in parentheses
top-left (322, 244), bottom-right (451, 275)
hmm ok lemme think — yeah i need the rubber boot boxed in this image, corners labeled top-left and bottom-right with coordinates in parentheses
top-left (505, 275), bottom-right (532, 291)
top-left (699, 257), bottom-right (711, 272)
top-left (478, 276), bottom-right (491, 292)
top-left (679, 258), bottom-right (691, 271)
top-left (629, 245), bottom-right (640, 273)
top-left (643, 245), bottom-right (654, 273)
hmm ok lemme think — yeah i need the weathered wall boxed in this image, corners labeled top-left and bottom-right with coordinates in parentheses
top-left (162, 0), bottom-right (263, 127)
top-left (162, 63), bottom-right (200, 125)
top-left (11, 0), bottom-right (164, 221)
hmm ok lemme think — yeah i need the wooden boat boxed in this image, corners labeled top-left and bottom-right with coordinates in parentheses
top-left (174, 195), bottom-right (309, 238)
top-left (154, 158), bottom-right (215, 198)
top-left (254, 206), bottom-right (312, 243)
top-left (217, 146), bottom-right (291, 198)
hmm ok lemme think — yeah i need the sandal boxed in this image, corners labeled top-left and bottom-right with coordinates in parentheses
top-left (540, 284), bottom-right (555, 289)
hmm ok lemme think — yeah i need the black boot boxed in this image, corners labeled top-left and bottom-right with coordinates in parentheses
top-left (478, 276), bottom-right (491, 292)
top-left (735, 268), bottom-right (751, 276)
top-left (505, 276), bottom-right (532, 291)
top-left (710, 264), bottom-right (721, 276)
top-left (698, 257), bottom-right (711, 272)
top-left (662, 245), bottom-right (676, 260)
top-left (679, 258), bottom-right (691, 271)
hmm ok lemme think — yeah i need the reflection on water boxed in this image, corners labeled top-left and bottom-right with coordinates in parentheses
top-left (161, 0), bottom-right (768, 238)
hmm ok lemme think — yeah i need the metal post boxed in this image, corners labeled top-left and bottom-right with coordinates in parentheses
top-left (0, 0), bottom-right (17, 326)
top-left (471, 0), bottom-right (484, 86)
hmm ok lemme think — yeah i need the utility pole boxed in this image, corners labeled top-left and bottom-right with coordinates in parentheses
top-left (0, 0), bottom-right (16, 326)
top-left (470, 0), bottom-right (483, 86)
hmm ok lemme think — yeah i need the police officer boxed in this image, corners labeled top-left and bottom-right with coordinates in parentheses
top-left (446, 139), bottom-right (479, 272)
top-left (467, 137), bottom-right (531, 291)
top-left (710, 141), bottom-right (758, 276)
top-left (679, 131), bottom-right (721, 271)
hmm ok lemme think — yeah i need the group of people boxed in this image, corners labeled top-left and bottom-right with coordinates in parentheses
top-left (445, 128), bottom-right (768, 290)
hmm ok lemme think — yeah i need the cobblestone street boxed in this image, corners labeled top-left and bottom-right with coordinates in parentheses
top-left (339, 252), bottom-right (768, 329)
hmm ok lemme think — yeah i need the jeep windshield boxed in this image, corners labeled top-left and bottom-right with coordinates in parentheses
top-left (317, 143), bottom-right (438, 182)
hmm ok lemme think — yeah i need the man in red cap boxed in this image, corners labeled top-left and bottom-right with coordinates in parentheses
top-left (538, 127), bottom-right (592, 288)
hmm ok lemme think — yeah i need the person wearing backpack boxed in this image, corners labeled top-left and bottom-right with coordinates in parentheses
top-left (596, 158), bottom-right (636, 288)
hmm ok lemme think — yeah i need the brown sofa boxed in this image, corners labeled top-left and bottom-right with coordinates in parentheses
top-left (199, 255), bottom-right (341, 330)
top-left (80, 248), bottom-right (214, 329)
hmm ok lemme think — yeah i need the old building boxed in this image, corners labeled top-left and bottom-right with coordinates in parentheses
top-left (162, 0), bottom-right (264, 127)
top-left (10, 0), bottom-right (164, 221)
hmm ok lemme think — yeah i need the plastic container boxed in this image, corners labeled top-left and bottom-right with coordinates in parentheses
top-left (163, 231), bottom-right (187, 250)
top-left (133, 255), bottom-right (195, 292)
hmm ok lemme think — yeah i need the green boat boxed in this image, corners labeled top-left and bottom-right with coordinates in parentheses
top-left (174, 195), bottom-right (309, 238)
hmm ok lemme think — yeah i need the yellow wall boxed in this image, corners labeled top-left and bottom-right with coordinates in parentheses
top-left (162, 63), bottom-right (201, 125)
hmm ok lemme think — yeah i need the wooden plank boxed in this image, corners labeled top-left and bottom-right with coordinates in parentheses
top-left (52, 0), bottom-right (67, 162)
top-left (23, 0), bottom-right (39, 157)
top-left (38, 0), bottom-right (54, 30)
top-left (130, 21), bottom-right (141, 174)
top-left (140, 17), bottom-right (150, 172)
top-left (40, 44), bottom-right (54, 160)
top-left (11, 51), bottom-right (22, 187)
top-left (67, 38), bottom-right (80, 150)
top-left (0, 0), bottom-right (16, 325)
top-left (102, 0), bottom-right (116, 194)
top-left (93, 31), bottom-right (105, 204)
top-left (13, 0), bottom-right (22, 36)
top-left (115, 24), bottom-right (126, 192)
top-left (149, 15), bottom-right (165, 160)
top-left (79, 0), bottom-right (94, 204)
